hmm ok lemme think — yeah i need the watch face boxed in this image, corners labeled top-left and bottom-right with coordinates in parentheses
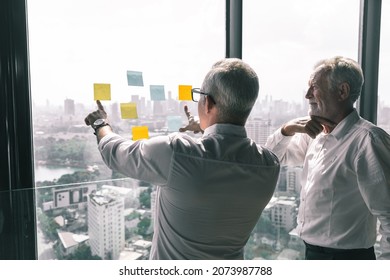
top-left (93, 119), bottom-right (105, 126)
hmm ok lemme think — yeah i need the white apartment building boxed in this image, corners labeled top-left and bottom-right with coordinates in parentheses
top-left (276, 165), bottom-right (302, 195)
top-left (88, 189), bottom-right (125, 260)
top-left (286, 166), bottom-right (302, 194)
top-left (245, 118), bottom-right (271, 146)
top-left (268, 196), bottom-right (297, 232)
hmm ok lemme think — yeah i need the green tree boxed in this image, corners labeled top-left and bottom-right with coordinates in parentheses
top-left (139, 187), bottom-right (152, 209)
top-left (34, 136), bottom-right (89, 165)
top-left (111, 170), bottom-right (127, 179)
top-left (38, 212), bottom-right (60, 241)
top-left (56, 170), bottom-right (99, 185)
top-left (137, 217), bottom-right (151, 237)
top-left (244, 234), bottom-right (256, 260)
top-left (63, 244), bottom-right (101, 260)
top-left (254, 215), bottom-right (276, 235)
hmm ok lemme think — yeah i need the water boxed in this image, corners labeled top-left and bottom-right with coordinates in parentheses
top-left (35, 165), bottom-right (83, 182)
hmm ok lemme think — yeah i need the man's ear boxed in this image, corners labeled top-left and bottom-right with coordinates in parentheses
top-left (339, 82), bottom-right (350, 101)
top-left (205, 95), bottom-right (215, 113)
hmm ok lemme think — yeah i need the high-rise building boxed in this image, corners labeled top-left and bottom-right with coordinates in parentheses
top-left (110, 102), bottom-right (121, 123)
top-left (286, 166), bottom-right (302, 194)
top-left (276, 165), bottom-right (288, 193)
top-left (275, 165), bottom-right (302, 195)
top-left (88, 189), bottom-right (125, 260)
top-left (139, 96), bottom-right (147, 114)
top-left (64, 98), bottom-right (75, 115)
top-left (245, 117), bottom-right (271, 146)
top-left (153, 100), bottom-right (167, 116)
top-left (167, 90), bottom-right (180, 114)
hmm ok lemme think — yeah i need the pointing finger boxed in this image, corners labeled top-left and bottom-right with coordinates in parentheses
top-left (184, 105), bottom-right (192, 119)
top-left (96, 100), bottom-right (104, 111)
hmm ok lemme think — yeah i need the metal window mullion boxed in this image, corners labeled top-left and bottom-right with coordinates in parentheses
top-left (0, 0), bottom-right (36, 259)
top-left (358, 0), bottom-right (382, 124)
top-left (226, 0), bottom-right (242, 59)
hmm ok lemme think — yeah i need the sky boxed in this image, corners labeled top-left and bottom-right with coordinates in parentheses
top-left (27, 0), bottom-right (390, 108)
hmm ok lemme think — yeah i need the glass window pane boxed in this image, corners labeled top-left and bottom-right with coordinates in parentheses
top-left (27, 0), bottom-right (224, 260)
top-left (378, 1), bottom-right (390, 132)
top-left (243, 0), bottom-right (360, 260)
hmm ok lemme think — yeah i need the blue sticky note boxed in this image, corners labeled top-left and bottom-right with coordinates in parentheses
top-left (150, 85), bottom-right (165, 101)
top-left (167, 116), bottom-right (183, 132)
top-left (127, 70), bottom-right (144, 86)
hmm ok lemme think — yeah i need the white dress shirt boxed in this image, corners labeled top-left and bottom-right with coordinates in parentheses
top-left (98, 123), bottom-right (280, 259)
top-left (265, 109), bottom-right (390, 259)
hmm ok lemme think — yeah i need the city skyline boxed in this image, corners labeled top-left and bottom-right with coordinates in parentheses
top-left (33, 91), bottom-right (386, 260)
top-left (27, 0), bottom-right (390, 107)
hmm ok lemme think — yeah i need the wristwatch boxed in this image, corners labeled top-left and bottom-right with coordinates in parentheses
top-left (92, 118), bottom-right (110, 134)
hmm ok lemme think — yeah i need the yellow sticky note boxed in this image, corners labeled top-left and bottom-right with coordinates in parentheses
top-left (132, 126), bottom-right (149, 140)
top-left (94, 83), bottom-right (111, 100)
top-left (120, 103), bottom-right (138, 119)
top-left (178, 85), bottom-right (192, 101)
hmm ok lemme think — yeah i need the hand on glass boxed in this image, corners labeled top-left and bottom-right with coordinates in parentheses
top-left (179, 105), bottom-right (203, 134)
top-left (84, 100), bottom-right (108, 126)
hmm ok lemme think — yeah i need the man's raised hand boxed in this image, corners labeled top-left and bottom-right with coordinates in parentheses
top-left (179, 105), bottom-right (203, 134)
top-left (84, 100), bottom-right (108, 126)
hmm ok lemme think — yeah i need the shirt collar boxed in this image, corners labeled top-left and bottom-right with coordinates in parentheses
top-left (329, 109), bottom-right (360, 140)
top-left (203, 123), bottom-right (247, 138)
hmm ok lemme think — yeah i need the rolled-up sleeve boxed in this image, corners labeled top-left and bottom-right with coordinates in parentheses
top-left (98, 133), bottom-right (173, 185)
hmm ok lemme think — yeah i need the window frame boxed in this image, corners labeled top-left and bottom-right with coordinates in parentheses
top-left (0, 0), bottom-right (382, 259)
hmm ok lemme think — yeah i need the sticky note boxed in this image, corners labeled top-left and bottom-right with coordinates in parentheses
top-left (94, 83), bottom-right (111, 100)
top-left (178, 85), bottom-right (192, 101)
top-left (167, 116), bottom-right (182, 132)
top-left (132, 126), bottom-right (149, 140)
top-left (127, 70), bottom-right (144, 86)
top-left (120, 102), bottom-right (138, 119)
top-left (150, 85), bottom-right (165, 101)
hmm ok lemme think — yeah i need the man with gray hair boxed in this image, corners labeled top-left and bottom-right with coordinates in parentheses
top-left (85, 58), bottom-right (280, 259)
top-left (265, 56), bottom-right (390, 259)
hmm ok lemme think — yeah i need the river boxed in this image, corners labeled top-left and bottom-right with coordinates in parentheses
top-left (34, 165), bottom-right (84, 182)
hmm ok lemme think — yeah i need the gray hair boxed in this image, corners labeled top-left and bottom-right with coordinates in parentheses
top-left (201, 58), bottom-right (259, 125)
top-left (313, 56), bottom-right (364, 103)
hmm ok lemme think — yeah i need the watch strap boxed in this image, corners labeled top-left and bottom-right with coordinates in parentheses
top-left (93, 123), bottom-right (110, 135)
